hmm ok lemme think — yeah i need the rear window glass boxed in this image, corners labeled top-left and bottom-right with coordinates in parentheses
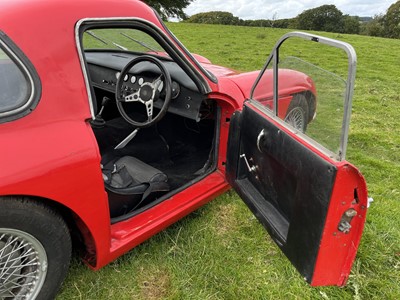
top-left (0, 47), bottom-right (31, 114)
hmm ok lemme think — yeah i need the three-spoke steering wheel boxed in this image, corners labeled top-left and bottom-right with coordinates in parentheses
top-left (116, 55), bottom-right (172, 128)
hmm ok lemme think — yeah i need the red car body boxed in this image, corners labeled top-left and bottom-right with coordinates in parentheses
top-left (0, 0), bottom-right (368, 298)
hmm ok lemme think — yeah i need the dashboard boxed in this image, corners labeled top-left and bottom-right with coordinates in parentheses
top-left (85, 51), bottom-right (205, 121)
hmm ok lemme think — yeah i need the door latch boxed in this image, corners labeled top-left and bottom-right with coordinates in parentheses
top-left (240, 154), bottom-right (257, 173)
top-left (338, 208), bottom-right (357, 234)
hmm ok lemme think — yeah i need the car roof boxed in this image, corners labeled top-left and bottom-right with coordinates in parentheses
top-left (0, 0), bottom-right (163, 57)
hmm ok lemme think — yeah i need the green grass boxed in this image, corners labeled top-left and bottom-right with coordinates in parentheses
top-left (58, 23), bottom-right (400, 299)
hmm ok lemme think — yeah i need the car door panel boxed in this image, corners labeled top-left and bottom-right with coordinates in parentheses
top-left (226, 102), bottom-right (367, 285)
top-left (226, 32), bottom-right (368, 286)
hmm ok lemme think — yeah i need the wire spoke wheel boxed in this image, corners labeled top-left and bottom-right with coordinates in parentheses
top-left (0, 228), bottom-right (48, 299)
top-left (284, 106), bottom-right (306, 131)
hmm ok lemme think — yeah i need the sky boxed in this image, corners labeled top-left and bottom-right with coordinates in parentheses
top-left (184, 0), bottom-right (398, 20)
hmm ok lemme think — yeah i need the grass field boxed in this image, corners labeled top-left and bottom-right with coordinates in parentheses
top-left (58, 23), bottom-right (400, 299)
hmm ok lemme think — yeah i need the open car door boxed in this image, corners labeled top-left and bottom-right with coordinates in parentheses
top-left (226, 32), bottom-right (369, 286)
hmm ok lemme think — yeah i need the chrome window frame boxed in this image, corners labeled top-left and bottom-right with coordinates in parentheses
top-left (250, 31), bottom-right (357, 161)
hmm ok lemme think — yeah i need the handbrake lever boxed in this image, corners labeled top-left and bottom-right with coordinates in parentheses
top-left (114, 128), bottom-right (139, 150)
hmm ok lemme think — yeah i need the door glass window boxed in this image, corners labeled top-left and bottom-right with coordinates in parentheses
top-left (251, 34), bottom-right (356, 161)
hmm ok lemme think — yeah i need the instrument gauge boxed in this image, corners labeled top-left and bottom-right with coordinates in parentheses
top-left (171, 81), bottom-right (180, 99)
top-left (115, 72), bottom-right (120, 79)
top-left (131, 76), bottom-right (136, 84)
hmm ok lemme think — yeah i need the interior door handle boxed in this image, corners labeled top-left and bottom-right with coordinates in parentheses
top-left (257, 129), bottom-right (267, 152)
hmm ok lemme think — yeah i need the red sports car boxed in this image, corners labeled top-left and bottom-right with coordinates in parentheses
top-left (0, 0), bottom-right (369, 298)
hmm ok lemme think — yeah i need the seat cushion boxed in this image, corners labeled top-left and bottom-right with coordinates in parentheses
top-left (104, 156), bottom-right (170, 218)
top-left (106, 156), bottom-right (168, 189)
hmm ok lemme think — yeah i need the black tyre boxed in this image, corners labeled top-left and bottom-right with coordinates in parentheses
top-left (284, 93), bottom-right (309, 133)
top-left (0, 197), bottom-right (71, 300)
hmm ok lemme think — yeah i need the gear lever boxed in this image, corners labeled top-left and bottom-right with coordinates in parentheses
top-left (97, 96), bottom-right (111, 118)
top-left (91, 96), bottom-right (111, 127)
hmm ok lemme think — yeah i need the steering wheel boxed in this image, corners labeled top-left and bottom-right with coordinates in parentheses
top-left (116, 55), bottom-right (172, 128)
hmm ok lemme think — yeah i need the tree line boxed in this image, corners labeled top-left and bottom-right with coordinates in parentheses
top-left (182, 2), bottom-right (400, 39)
top-left (143, 0), bottom-right (192, 20)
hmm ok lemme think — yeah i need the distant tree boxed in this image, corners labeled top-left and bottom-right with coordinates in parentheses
top-left (288, 17), bottom-right (299, 29)
top-left (240, 20), bottom-right (253, 27)
top-left (248, 19), bottom-right (269, 27)
top-left (144, 0), bottom-right (193, 20)
top-left (296, 5), bottom-right (344, 33)
top-left (343, 15), bottom-right (360, 34)
top-left (185, 11), bottom-right (240, 25)
top-left (360, 14), bottom-right (385, 37)
top-left (273, 19), bottom-right (291, 29)
top-left (359, 17), bottom-right (373, 23)
top-left (383, 1), bottom-right (400, 38)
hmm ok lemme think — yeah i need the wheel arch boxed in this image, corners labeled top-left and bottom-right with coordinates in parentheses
top-left (303, 90), bottom-right (316, 123)
top-left (0, 195), bottom-right (98, 267)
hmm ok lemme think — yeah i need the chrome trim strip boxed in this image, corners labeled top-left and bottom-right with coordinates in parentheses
top-left (75, 18), bottom-right (96, 119)
top-left (0, 40), bottom-right (36, 118)
top-left (272, 48), bottom-right (279, 116)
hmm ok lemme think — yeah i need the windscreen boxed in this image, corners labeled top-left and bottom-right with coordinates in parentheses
top-left (83, 28), bottom-right (167, 57)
